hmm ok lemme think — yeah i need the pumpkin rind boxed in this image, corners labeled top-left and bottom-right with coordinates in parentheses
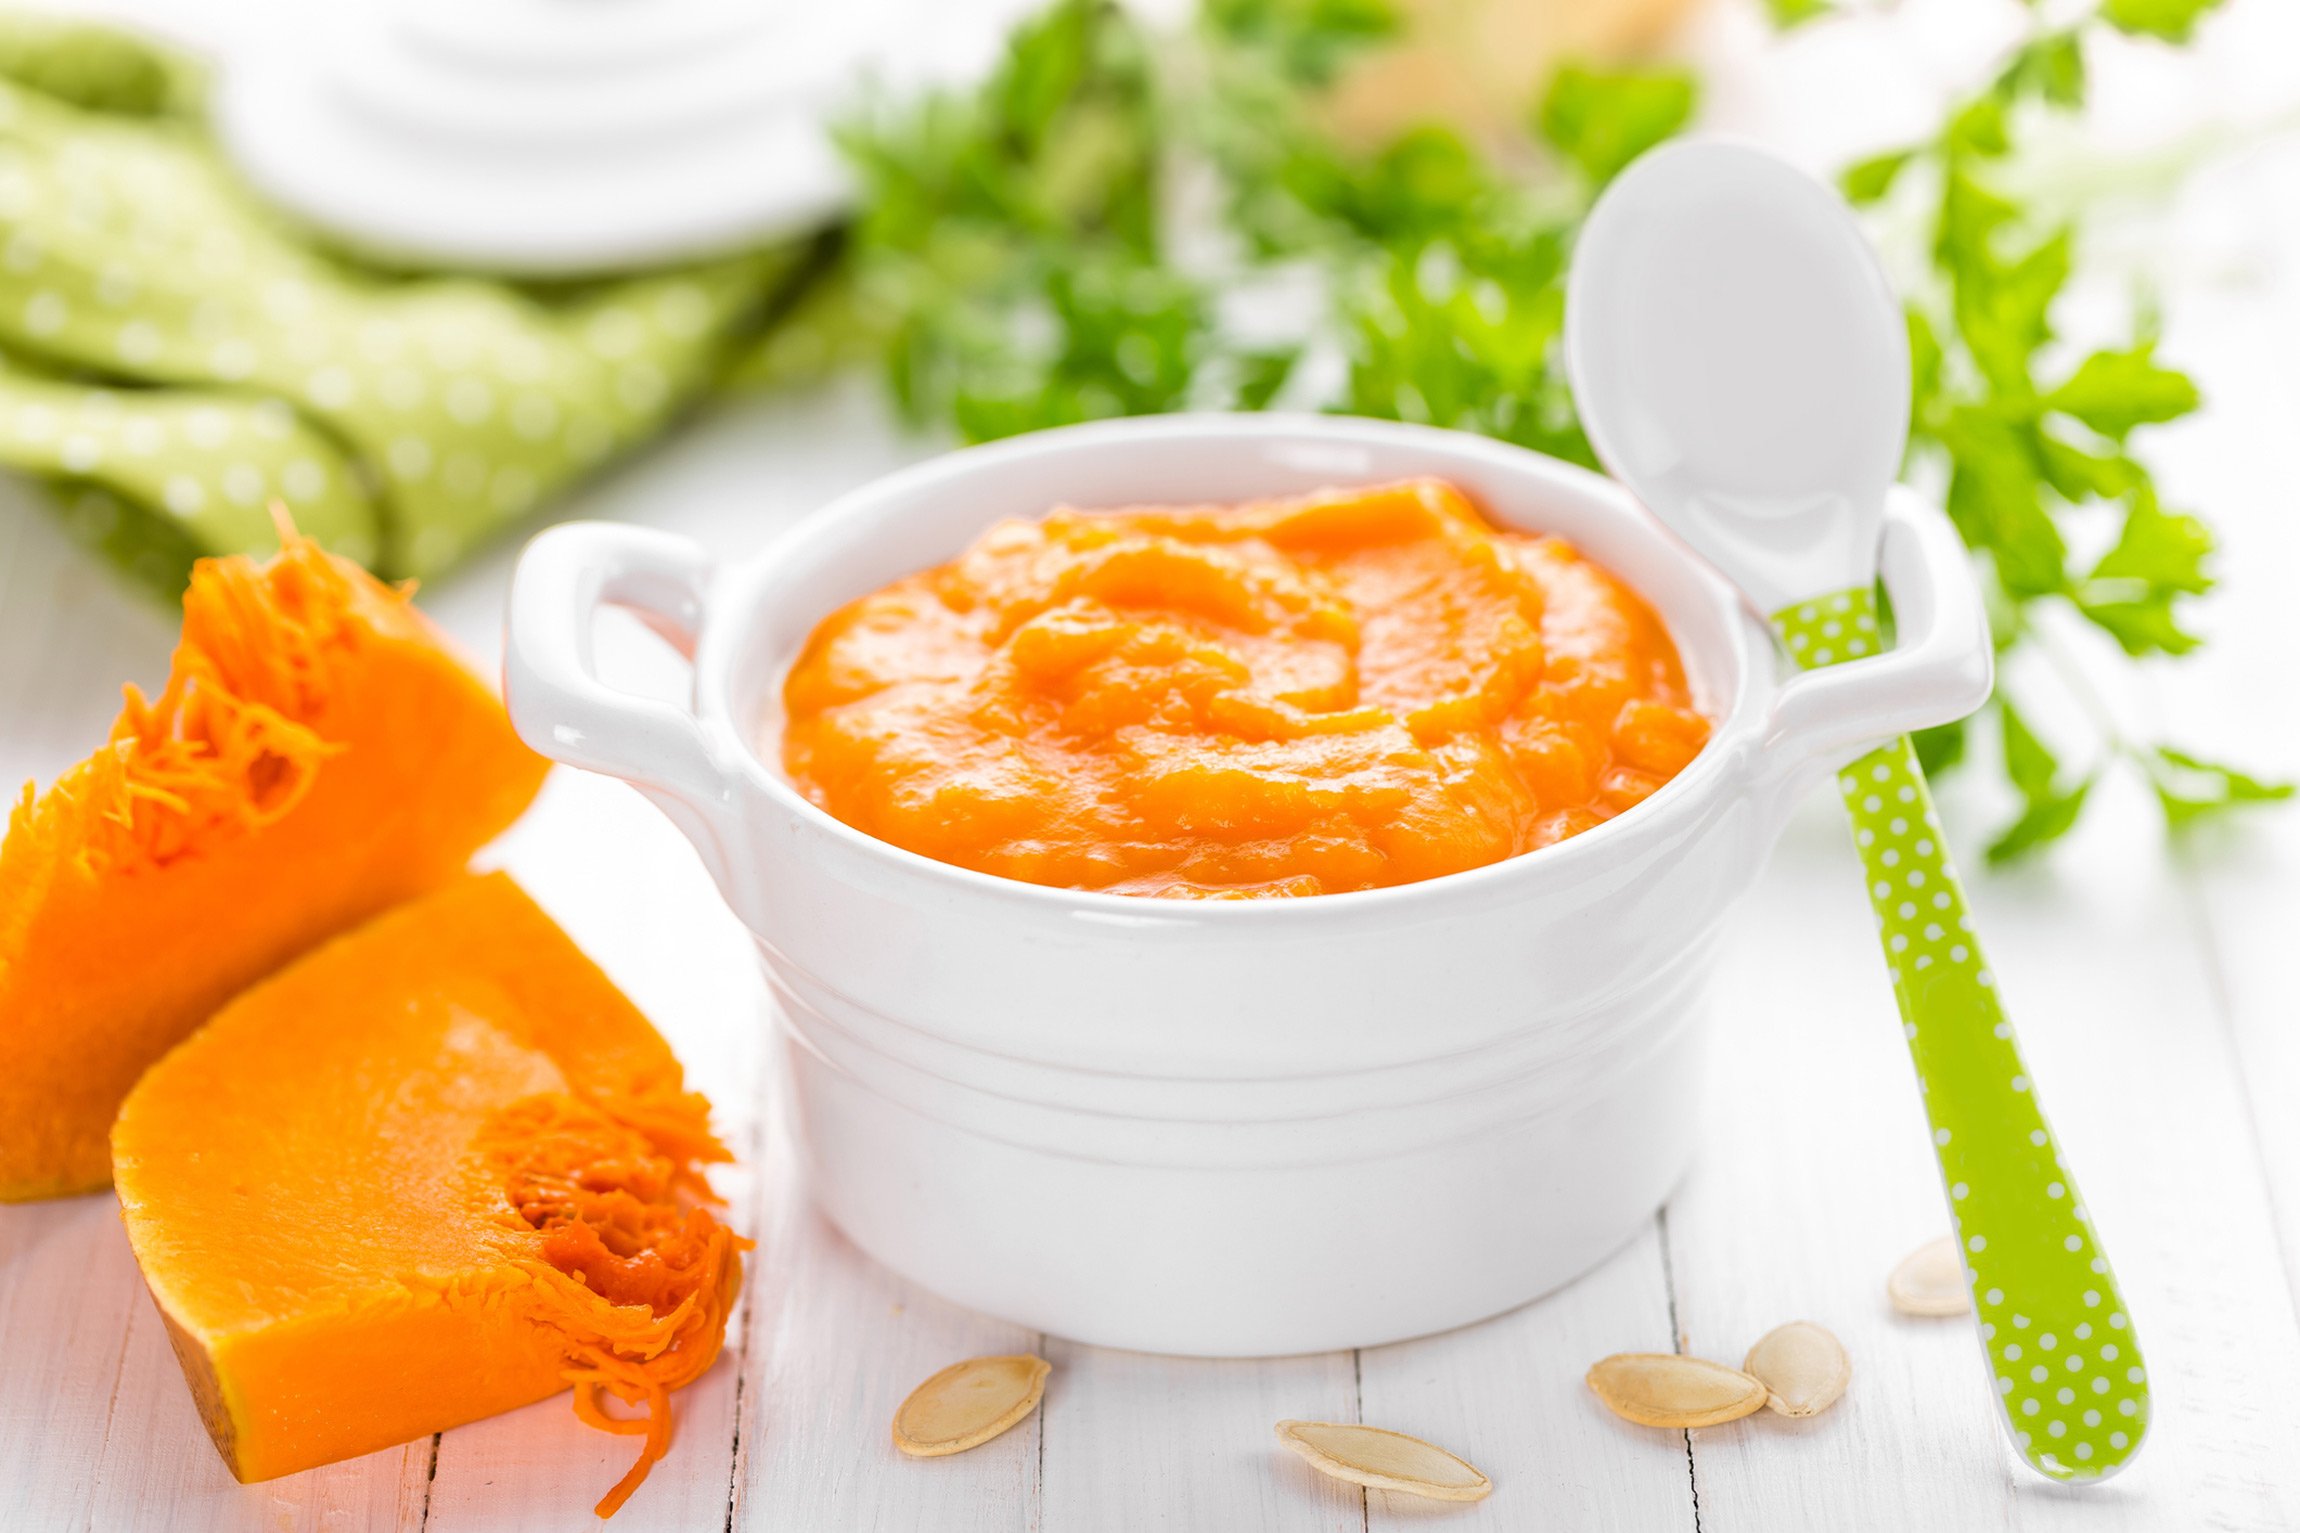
top-left (0, 534), bottom-right (548, 1198)
top-left (112, 873), bottom-right (742, 1516)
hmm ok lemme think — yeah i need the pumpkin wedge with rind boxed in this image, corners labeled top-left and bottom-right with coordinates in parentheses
top-left (113, 873), bottom-right (742, 1518)
top-left (1, 532), bottom-right (548, 1199)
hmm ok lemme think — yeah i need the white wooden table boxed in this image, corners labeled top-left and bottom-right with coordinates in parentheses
top-left (5, 2), bottom-right (2300, 1528)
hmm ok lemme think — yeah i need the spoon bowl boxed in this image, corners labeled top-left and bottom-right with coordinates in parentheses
top-left (1566, 138), bottom-right (1910, 612)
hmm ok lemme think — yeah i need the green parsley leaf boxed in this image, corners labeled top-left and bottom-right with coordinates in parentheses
top-left (2032, 430), bottom-right (2134, 502)
top-left (1934, 164), bottom-right (2019, 278)
top-left (1842, 149), bottom-right (1915, 206)
top-left (2091, 490), bottom-right (2212, 593)
top-left (1763, 0), bottom-right (1835, 28)
top-left (1535, 62), bottom-right (1699, 190)
top-left (2101, 0), bottom-right (2225, 45)
top-left (2075, 490), bottom-right (2214, 655)
top-left (1988, 776), bottom-right (2093, 863)
top-left (1938, 407), bottom-right (2068, 597)
top-left (1954, 227), bottom-right (2070, 392)
top-left (1988, 696), bottom-right (2095, 862)
top-left (1906, 307), bottom-right (1943, 421)
top-left (2150, 746), bottom-right (2295, 829)
top-left (2058, 485), bottom-right (2212, 654)
top-left (1335, 126), bottom-right (1495, 247)
top-left (2075, 590), bottom-right (2197, 656)
top-left (1945, 95), bottom-right (2010, 159)
top-left (1994, 32), bottom-right (2087, 110)
top-left (2048, 344), bottom-right (2202, 439)
top-left (1228, 347), bottom-right (1301, 411)
top-left (1998, 696), bottom-right (2060, 801)
top-left (1914, 718), bottom-right (1968, 776)
top-left (1201, 0), bottom-right (1398, 87)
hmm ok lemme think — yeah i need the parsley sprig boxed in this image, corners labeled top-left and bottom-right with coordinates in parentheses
top-left (828, 0), bottom-right (2287, 859)
top-left (1839, 0), bottom-right (2290, 856)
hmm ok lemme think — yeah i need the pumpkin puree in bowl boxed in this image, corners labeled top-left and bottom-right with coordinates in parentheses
top-left (779, 478), bottom-right (1710, 898)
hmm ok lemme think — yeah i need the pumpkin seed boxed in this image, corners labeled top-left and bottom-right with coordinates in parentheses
top-left (1274, 1420), bottom-right (1492, 1502)
top-left (1887, 1235), bottom-right (1971, 1317)
top-left (1743, 1321), bottom-right (1850, 1418)
top-left (1586, 1353), bottom-right (1768, 1428)
top-left (892, 1355), bottom-right (1051, 1457)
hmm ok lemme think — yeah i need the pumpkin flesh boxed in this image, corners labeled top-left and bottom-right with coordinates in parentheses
top-left (112, 873), bottom-right (742, 1516)
top-left (0, 533), bottom-right (549, 1198)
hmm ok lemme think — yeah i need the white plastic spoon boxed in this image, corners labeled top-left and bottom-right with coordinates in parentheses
top-left (1566, 138), bottom-right (2147, 1483)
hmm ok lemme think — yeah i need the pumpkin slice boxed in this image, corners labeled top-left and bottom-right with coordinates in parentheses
top-left (112, 873), bottom-right (744, 1517)
top-left (0, 530), bottom-right (547, 1198)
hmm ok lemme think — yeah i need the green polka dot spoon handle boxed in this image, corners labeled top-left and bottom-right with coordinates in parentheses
top-left (1777, 593), bottom-right (2148, 1480)
top-left (1568, 139), bottom-right (2147, 1481)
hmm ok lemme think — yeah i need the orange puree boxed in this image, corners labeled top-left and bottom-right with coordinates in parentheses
top-left (779, 478), bottom-right (1711, 898)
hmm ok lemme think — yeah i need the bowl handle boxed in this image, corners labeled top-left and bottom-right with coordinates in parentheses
top-left (504, 521), bottom-right (739, 884)
top-left (1752, 488), bottom-right (1994, 834)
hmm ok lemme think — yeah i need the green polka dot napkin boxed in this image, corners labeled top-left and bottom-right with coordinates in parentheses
top-left (0, 16), bottom-right (804, 591)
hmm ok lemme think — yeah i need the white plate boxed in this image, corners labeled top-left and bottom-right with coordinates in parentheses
top-left (213, 0), bottom-right (1043, 274)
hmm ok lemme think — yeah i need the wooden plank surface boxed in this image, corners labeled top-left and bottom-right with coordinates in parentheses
top-left (1357, 1225), bottom-right (1697, 1531)
top-left (2153, 134), bottom-right (2300, 1321)
top-left (733, 1128), bottom-right (1041, 1533)
top-left (1038, 1341), bottom-right (1361, 1533)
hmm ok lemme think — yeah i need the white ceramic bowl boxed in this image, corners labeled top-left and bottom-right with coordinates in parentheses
top-left (504, 414), bottom-right (1990, 1356)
